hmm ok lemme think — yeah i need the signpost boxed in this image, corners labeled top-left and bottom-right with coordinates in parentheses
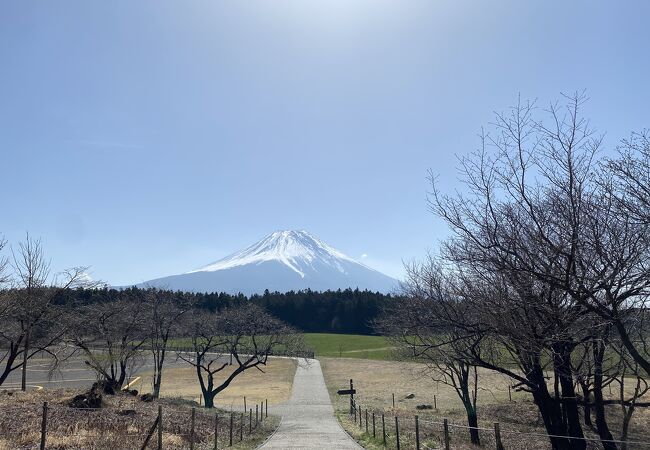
top-left (337, 379), bottom-right (357, 414)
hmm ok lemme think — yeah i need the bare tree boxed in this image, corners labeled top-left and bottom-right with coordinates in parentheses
top-left (180, 304), bottom-right (305, 408)
top-left (0, 234), bottom-right (91, 390)
top-left (379, 257), bottom-right (483, 444)
top-left (426, 93), bottom-right (650, 449)
top-left (12, 234), bottom-right (50, 391)
top-left (67, 294), bottom-right (148, 391)
top-left (145, 288), bottom-right (193, 398)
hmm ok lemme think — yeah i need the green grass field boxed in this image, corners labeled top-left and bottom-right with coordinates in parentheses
top-left (169, 333), bottom-right (395, 360)
top-left (304, 333), bottom-right (394, 360)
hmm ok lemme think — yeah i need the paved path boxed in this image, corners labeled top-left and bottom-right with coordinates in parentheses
top-left (259, 359), bottom-right (362, 449)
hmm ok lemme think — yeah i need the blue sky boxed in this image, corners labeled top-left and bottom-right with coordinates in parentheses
top-left (1, 1), bottom-right (649, 285)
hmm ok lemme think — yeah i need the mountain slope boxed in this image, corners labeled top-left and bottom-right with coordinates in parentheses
top-left (136, 230), bottom-right (397, 295)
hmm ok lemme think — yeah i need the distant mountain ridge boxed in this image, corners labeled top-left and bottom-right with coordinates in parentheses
top-left (136, 230), bottom-right (398, 295)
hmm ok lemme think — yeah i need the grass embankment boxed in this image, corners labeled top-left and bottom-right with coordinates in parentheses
top-left (0, 388), bottom-right (279, 450)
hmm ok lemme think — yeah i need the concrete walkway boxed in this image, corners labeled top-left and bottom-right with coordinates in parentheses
top-left (259, 359), bottom-right (362, 449)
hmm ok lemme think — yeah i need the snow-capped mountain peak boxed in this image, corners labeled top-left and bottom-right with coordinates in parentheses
top-left (189, 230), bottom-right (360, 278)
top-left (137, 230), bottom-right (397, 295)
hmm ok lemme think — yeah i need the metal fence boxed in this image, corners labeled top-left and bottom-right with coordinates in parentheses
top-left (347, 402), bottom-right (650, 450)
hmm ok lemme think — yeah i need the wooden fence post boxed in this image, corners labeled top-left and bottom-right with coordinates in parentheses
top-left (358, 405), bottom-right (362, 427)
top-left (508, 386), bottom-right (512, 402)
top-left (434, 395), bottom-right (437, 410)
top-left (214, 413), bottom-right (218, 450)
top-left (140, 414), bottom-right (159, 450)
top-left (240, 413), bottom-right (243, 441)
top-left (158, 405), bottom-right (163, 450)
top-left (40, 402), bottom-right (48, 450)
top-left (190, 407), bottom-right (196, 450)
top-left (365, 409), bottom-right (368, 434)
top-left (265, 399), bottom-right (268, 418)
top-left (381, 414), bottom-right (386, 446)
top-left (395, 416), bottom-right (400, 450)
top-left (244, 397), bottom-right (247, 413)
top-left (372, 412), bottom-right (376, 438)
top-left (249, 409), bottom-right (252, 434)
top-left (392, 393), bottom-right (395, 408)
top-left (229, 413), bottom-right (233, 447)
top-left (256, 404), bottom-right (259, 427)
top-left (415, 415), bottom-right (420, 450)
top-left (494, 422), bottom-right (504, 450)
top-left (443, 418), bottom-right (450, 450)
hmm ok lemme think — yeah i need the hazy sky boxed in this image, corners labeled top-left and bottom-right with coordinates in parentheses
top-left (1, 1), bottom-right (649, 285)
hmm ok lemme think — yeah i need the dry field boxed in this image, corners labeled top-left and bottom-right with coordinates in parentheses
top-left (321, 358), bottom-right (650, 450)
top-left (139, 356), bottom-right (297, 410)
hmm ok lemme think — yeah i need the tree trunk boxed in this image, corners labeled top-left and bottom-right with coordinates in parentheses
top-left (592, 342), bottom-right (616, 450)
top-left (579, 382), bottom-right (592, 427)
top-left (152, 346), bottom-right (166, 398)
top-left (458, 374), bottom-right (481, 445)
top-left (153, 369), bottom-right (162, 398)
top-left (532, 392), bottom-right (573, 450)
top-left (203, 390), bottom-right (216, 408)
top-left (466, 407), bottom-right (480, 445)
top-left (21, 327), bottom-right (30, 391)
top-left (117, 361), bottom-right (127, 388)
top-left (553, 343), bottom-right (586, 450)
top-left (528, 362), bottom-right (572, 450)
top-left (620, 407), bottom-right (632, 450)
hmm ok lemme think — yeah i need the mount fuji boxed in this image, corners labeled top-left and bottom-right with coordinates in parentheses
top-left (135, 230), bottom-right (398, 295)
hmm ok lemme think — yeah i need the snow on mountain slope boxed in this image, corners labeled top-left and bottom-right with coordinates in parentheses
top-left (137, 230), bottom-right (398, 295)
top-left (190, 230), bottom-right (358, 277)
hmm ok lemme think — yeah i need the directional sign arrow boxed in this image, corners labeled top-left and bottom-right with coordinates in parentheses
top-left (337, 389), bottom-right (356, 395)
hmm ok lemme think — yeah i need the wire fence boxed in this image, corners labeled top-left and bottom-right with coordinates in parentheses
top-left (0, 397), bottom-right (274, 449)
top-left (346, 402), bottom-right (650, 450)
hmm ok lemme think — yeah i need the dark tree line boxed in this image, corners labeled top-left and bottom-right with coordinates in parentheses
top-left (51, 286), bottom-right (393, 335)
top-left (382, 94), bottom-right (650, 450)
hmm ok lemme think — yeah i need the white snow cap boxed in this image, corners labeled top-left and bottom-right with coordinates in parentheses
top-left (188, 230), bottom-right (367, 278)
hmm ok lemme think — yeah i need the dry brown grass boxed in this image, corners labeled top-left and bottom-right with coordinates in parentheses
top-left (321, 358), bottom-right (650, 450)
top-left (0, 388), bottom-right (279, 449)
top-left (321, 358), bottom-right (525, 413)
top-left (138, 357), bottom-right (297, 409)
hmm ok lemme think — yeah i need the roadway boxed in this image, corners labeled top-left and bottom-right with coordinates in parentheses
top-left (0, 353), bottom-right (190, 391)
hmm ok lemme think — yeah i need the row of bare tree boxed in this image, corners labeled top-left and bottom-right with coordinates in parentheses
top-left (66, 292), bottom-right (303, 408)
top-left (381, 93), bottom-right (650, 450)
top-left (0, 237), bottom-right (305, 407)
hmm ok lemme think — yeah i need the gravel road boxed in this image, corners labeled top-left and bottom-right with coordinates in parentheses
top-left (259, 359), bottom-right (362, 449)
